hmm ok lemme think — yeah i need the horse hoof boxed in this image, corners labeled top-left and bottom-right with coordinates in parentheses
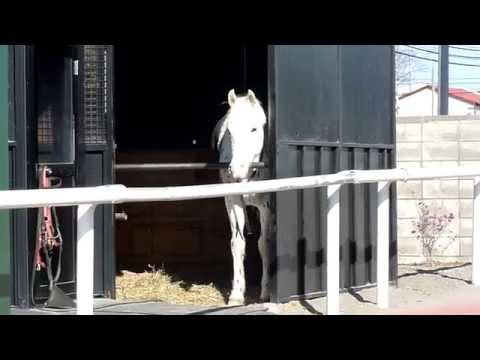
top-left (259, 293), bottom-right (270, 303)
top-left (227, 300), bottom-right (244, 306)
top-left (260, 289), bottom-right (270, 302)
top-left (227, 295), bottom-right (245, 306)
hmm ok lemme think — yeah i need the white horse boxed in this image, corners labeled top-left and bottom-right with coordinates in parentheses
top-left (212, 89), bottom-right (273, 305)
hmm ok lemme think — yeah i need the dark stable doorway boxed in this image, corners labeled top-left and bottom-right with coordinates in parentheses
top-left (113, 45), bottom-right (268, 303)
top-left (114, 45), bottom-right (267, 151)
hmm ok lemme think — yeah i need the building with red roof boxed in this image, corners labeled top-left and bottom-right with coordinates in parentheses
top-left (397, 85), bottom-right (480, 116)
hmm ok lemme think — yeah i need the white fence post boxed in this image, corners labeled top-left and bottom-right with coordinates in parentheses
top-left (327, 184), bottom-right (341, 315)
top-left (377, 181), bottom-right (390, 309)
top-left (76, 204), bottom-right (97, 315)
top-left (473, 177), bottom-right (480, 287)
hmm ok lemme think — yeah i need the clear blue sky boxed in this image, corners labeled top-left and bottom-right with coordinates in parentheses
top-left (397, 45), bottom-right (480, 91)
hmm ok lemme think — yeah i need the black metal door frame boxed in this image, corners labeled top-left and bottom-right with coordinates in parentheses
top-left (76, 45), bottom-right (116, 298)
top-left (9, 45), bottom-right (39, 307)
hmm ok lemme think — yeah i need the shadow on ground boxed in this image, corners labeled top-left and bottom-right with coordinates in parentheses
top-left (398, 263), bottom-right (472, 285)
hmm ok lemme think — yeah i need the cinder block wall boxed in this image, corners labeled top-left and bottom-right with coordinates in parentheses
top-left (396, 115), bottom-right (480, 264)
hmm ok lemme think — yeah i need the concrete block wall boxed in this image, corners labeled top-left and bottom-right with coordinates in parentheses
top-left (396, 116), bottom-right (480, 264)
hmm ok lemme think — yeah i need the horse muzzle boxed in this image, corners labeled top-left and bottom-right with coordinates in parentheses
top-left (228, 164), bottom-right (250, 182)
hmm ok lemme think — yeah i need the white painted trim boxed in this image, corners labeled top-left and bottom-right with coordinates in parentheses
top-left (327, 185), bottom-right (341, 315)
top-left (76, 204), bottom-right (97, 315)
top-left (377, 181), bottom-right (391, 309)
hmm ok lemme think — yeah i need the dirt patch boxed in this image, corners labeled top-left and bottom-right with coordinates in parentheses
top-left (270, 262), bottom-right (476, 315)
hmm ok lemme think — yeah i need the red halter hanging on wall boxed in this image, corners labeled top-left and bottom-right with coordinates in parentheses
top-left (31, 166), bottom-right (74, 309)
top-left (34, 166), bottom-right (62, 271)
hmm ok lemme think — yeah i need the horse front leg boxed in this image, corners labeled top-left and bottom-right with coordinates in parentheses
top-left (258, 201), bottom-right (272, 302)
top-left (225, 195), bottom-right (247, 305)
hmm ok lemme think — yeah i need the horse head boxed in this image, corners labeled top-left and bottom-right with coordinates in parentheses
top-left (214, 89), bottom-right (266, 181)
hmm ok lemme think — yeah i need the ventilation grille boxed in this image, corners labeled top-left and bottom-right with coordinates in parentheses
top-left (37, 106), bottom-right (54, 145)
top-left (81, 45), bottom-right (109, 145)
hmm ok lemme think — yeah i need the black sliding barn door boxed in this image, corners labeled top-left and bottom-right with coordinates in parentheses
top-left (269, 45), bottom-right (396, 302)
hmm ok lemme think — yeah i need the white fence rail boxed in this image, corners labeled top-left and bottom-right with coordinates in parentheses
top-left (1, 167), bottom-right (480, 315)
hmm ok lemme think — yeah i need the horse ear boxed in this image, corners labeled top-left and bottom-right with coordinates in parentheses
top-left (247, 89), bottom-right (257, 104)
top-left (228, 89), bottom-right (237, 107)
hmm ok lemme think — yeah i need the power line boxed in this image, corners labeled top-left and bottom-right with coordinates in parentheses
top-left (404, 45), bottom-right (439, 55)
top-left (449, 53), bottom-right (480, 60)
top-left (405, 45), bottom-right (480, 60)
top-left (399, 80), bottom-right (480, 83)
top-left (450, 45), bottom-right (480, 52)
top-left (395, 50), bottom-right (437, 62)
top-left (398, 79), bottom-right (480, 83)
top-left (398, 84), bottom-right (480, 88)
top-left (395, 51), bottom-right (480, 67)
top-left (398, 90), bottom-right (480, 96)
top-left (399, 77), bottom-right (480, 80)
top-left (397, 80), bottom-right (480, 86)
top-left (397, 89), bottom-right (480, 95)
top-left (396, 85), bottom-right (480, 94)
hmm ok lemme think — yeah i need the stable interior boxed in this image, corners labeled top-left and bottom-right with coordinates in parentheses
top-left (113, 45), bottom-right (269, 296)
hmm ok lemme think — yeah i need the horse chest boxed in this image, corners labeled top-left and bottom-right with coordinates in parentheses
top-left (242, 193), bottom-right (257, 205)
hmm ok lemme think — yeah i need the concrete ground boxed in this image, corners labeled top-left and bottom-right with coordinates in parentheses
top-left (11, 298), bottom-right (274, 315)
top-left (10, 263), bottom-right (480, 315)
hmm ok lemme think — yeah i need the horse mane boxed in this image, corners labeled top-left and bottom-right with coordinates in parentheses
top-left (211, 114), bottom-right (228, 150)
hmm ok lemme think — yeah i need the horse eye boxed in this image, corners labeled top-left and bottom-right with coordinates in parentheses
top-left (251, 128), bottom-right (257, 133)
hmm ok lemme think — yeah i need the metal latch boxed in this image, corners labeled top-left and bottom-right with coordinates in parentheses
top-left (115, 211), bottom-right (128, 222)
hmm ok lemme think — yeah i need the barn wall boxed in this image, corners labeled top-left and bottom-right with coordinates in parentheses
top-left (274, 144), bottom-right (396, 300)
top-left (115, 149), bottom-right (231, 271)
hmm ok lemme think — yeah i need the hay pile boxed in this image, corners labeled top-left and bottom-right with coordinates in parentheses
top-left (116, 265), bottom-right (227, 306)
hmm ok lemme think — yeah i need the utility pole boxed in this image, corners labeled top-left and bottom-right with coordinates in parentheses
top-left (432, 67), bottom-right (435, 116)
top-left (438, 45), bottom-right (449, 115)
